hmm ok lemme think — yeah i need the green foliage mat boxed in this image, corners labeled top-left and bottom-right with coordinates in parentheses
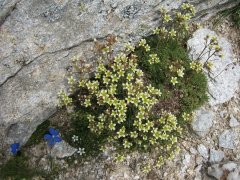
top-left (135, 35), bottom-right (208, 114)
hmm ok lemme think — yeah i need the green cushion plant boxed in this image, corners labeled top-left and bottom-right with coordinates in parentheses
top-left (57, 3), bottom-right (219, 172)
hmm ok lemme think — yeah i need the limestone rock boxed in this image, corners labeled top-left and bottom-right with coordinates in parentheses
top-left (229, 114), bottom-right (239, 127)
top-left (208, 161), bottom-right (240, 180)
top-left (191, 107), bottom-right (214, 138)
top-left (51, 140), bottom-right (77, 158)
top-left (0, 0), bottom-right (239, 148)
top-left (219, 130), bottom-right (235, 149)
top-left (187, 28), bottom-right (240, 106)
top-left (197, 144), bottom-right (209, 159)
top-left (209, 149), bottom-right (225, 164)
top-left (190, 147), bottom-right (198, 155)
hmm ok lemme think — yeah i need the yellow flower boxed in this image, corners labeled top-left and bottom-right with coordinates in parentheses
top-left (149, 59), bottom-right (154, 64)
top-left (116, 154), bottom-right (125, 162)
top-left (153, 27), bottom-right (160, 34)
top-left (97, 122), bottom-right (104, 129)
top-left (182, 3), bottom-right (189, 9)
top-left (182, 112), bottom-right (189, 120)
top-left (102, 46), bottom-right (109, 54)
top-left (150, 54), bottom-right (157, 59)
top-left (175, 147), bottom-right (180, 154)
top-left (84, 99), bottom-right (91, 107)
top-left (153, 131), bottom-right (161, 139)
top-left (171, 77), bottom-right (178, 85)
top-left (190, 62), bottom-right (195, 69)
top-left (136, 112), bottom-right (144, 120)
top-left (72, 56), bottom-right (78, 61)
top-left (169, 65), bottom-right (174, 72)
top-left (176, 12), bottom-right (183, 20)
top-left (170, 136), bottom-right (177, 143)
top-left (184, 13), bottom-right (191, 20)
top-left (145, 44), bottom-right (150, 51)
top-left (164, 15), bottom-right (172, 22)
top-left (156, 160), bottom-right (163, 167)
top-left (136, 69), bottom-right (143, 77)
top-left (95, 73), bottom-right (101, 79)
top-left (139, 39), bottom-right (146, 46)
top-left (87, 115), bottom-right (95, 122)
top-left (142, 165), bottom-right (151, 173)
top-left (159, 117), bottom-right (165, 123)
top-left (68, 76), bottom-right (75, 84)
top-left (100, 145), bottom-right (107, 151)
top-left (125, 42), bottom-right (134, 51)
top-left (196, 63), bottom-right (203, 73)
top-left (150, 138), bottom-right (156, 145)
top-left (107, 136), bottom-right (113, 142)
top-left (196, 23), bottom-right (201, 29)
top-left (177, 69), bottom-right (184, 77)
top-left (207, 61), bottom-right (213, 71)
top-left (211, 36), bottom-right (218, 42)
top-left (160, 27), bottom-right (168, 34)
top-left (109, 122), bottom-right (116, 130)
top-left (169, 29), bottom-right (176, 37)
top-left (130, 131), bottom-right (138, 138)
top-left (123, 139), bottom-right (132, 148)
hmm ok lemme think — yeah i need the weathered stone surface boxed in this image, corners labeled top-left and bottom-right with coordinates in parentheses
top-left (209, 149), bottom-right (225, 164)
top-left (197, 144), bottom-right (209, 159)
top-left (51, 140), bottom-right (77, 158)
top-left (219, 130), bottom-right (235, 149)
top-left (0, 0), bottom-right (239, 147)
top-left (208, 161), bottom-right (240, 180)
top-left (187, 28), bottom-right (240, 106)
top-left (0, 0), bottom-right (21, 26)
top-left (191, 107), bottom-right (214, 138)
top-left (229, 114), bottom-right (239, 127)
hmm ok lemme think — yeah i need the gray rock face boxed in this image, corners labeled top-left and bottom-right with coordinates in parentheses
top-left (191, 108), bottom-right (214, 138)
top-left (187, 28), bottom-right (240, 106)
top-left (0, 0), bottom-right (239, 147)
top-left (197, 144), bottom-right (209, 159)
top-left (209, 149), bottom-right (225, 164)
top-left (229, 114), bottom-right (239, 127)
top-left (208, 161), bottom-right (240, 180)
top-left (219, 130), bottom-right (235, 149)
top-left (51, 140), bottom-right (77, 158)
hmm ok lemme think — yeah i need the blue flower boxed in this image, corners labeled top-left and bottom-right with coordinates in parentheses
top-left (10, 142), bottom-right (20, 154)
top-left (44, 128), bottom-right (62, 146)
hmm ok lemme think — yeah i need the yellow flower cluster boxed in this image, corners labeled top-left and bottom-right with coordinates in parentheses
top-left (190, 61), bottom-right (203, 73)
top-left (149, 54), bottom-right (160, 64)
top-left (154, 3), bottom-right (199, 40)
top-left (193, 34), bottom-right (224, 73)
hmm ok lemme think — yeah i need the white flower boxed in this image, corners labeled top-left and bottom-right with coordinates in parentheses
top-left (77, 148), bottom-right (85, 155)
top-left (72, 135), bottom-right (78, 142)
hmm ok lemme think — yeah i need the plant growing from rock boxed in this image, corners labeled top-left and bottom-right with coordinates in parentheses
top-left (58, 32), bottom-right (197, 171)
top-left (58, 3), bottom-right (217, 172)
